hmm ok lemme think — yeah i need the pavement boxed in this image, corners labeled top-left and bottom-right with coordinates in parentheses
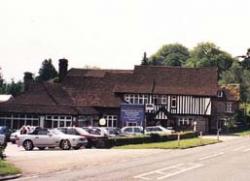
top-left (5, 135), bottom-right (250, 181)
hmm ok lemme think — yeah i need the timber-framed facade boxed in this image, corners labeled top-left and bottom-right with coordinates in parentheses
top-left (0, 59), bottom-right (240, 133)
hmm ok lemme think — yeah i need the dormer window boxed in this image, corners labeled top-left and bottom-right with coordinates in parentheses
top-left (217, 91), bottom-right (223, 98)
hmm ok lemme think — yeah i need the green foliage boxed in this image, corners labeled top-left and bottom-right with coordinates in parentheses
top-left (220, 61), bottom-right (250, 102)
top-left (36, 59), bottom-right (58, 82)
top-left (114, 138), bottom-right (218, 149)
top-left (0, 80), bottom-right (23, 96)
top-left (149, 43), bottom-right (190, 66)
top-left (185, 42), bottom-right (235, 75)
top-left (105, 132), bottom-right (197, 148)
top-left (0, 160), bottom-right (21, 176)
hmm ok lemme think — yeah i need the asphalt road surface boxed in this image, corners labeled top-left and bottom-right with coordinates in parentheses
top-left (13, 136), bottom-right (250, 181)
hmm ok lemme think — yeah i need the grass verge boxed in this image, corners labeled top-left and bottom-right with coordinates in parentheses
top-left (233, 129), bottom-right (250, 136)
top-left (113, 138), bottom-right (219, 149)
top-left (0, 160), bottom-right (21, 176)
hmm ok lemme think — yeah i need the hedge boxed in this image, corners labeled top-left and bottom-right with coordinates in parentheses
top-left (102, 131), bottom-right (198, 148)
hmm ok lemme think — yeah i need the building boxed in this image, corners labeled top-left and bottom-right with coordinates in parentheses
top-left (0, 59), bottom-right (240, 133)
top-left (211, 84), bottom-right (241, 132)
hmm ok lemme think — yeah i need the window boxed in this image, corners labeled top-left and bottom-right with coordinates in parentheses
top-left (178, 118), bottom-right (192, 126)
top-left (104, 115), bottom-right (117, 128)
top-left (124, 128), bottom-right (133, 133)
top-left (161, 95), bottom-right (167, 105)
top-left (134, 128), bottom-right (142, 133)
top-left (226, 102), bottom-right (233, 113)
top-left (124, 94), bottom-right (149, 105)
top-left (171, 96), bottom-right (177, 108)
top-left (218, 91), bottom-right (223, 98)
top-left (38, 129), bottom-right (49, 135)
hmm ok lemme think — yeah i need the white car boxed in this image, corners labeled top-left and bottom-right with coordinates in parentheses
top-left (145, 126), bottom-right (174, 135)
top-left (10, 130), bottom-right (20, 144)
top-left (120, 126), bottom-right (143, 135)
top-left (0, 134), bottom-right (5, 146)
top-left (0, 127), bottom-right (7, 147)
top-left (17, 128), bottom-right (88, 151)
top-left (10, 126), bottom-right (37, 144)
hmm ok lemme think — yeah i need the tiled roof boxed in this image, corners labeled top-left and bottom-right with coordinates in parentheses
top-left (0, 66), bottom-right (220, 115)
top-left (220, 84), bottom-right (240, 101)
top-left (114, 66), bottom-right (218, 96)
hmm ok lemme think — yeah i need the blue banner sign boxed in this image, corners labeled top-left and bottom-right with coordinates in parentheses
top-left (120, 104), bottom-right (145, 126)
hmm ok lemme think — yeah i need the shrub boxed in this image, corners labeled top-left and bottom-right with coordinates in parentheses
top-left (104, 131), bottom-right (198, 148)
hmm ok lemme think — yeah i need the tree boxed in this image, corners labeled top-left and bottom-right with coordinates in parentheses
top-left (5, 80), bottom-right (23, 96)
top-left (36, 59), bottom-right (58, 82)
top-left (239, 48), bottom-right (250, 69)
top-left (220, 61), bottom-right (250, 102)
top-left (149, 43), bottom-right (190, 66)
top-left (185, 42), bottom-right (235, 75)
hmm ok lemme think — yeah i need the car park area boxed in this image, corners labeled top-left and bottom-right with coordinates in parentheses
top-left (4, 143), bottom-right (164, 176)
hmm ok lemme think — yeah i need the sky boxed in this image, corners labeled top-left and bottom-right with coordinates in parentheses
top-left (1, 0), bottom-right (250, 81)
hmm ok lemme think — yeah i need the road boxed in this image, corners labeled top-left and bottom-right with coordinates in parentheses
top-left (10, 136), bottom-right (250, 181)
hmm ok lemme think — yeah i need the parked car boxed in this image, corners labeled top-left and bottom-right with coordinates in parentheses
top-left (0, 127), bottom-right (6, 147)
top-left (0, 126), bottom-right (11, 142)
top-left (145, 126), bottom-right (174, 135)
top-left (105, 127), bottom-right (121, 137)
top-left (17, 127), bottom-right (87, 151)
top-left (83, 127), bottom-right (120, 137)
top-left (0, 126), bottom-right (10, 148)
top-left (120, 126), bottom-right (143, 136)
top-left (10, 130), bottom-right (20, 144)
top-left (10, 126), bottom-right (37, 144)
top-left (58, 127), bottom-right (107, 148)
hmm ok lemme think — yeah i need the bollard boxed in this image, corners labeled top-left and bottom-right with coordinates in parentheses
top-left (177, 132), bottom-right (181, 147)
top-left (200, 131), bottom-right (203, 145)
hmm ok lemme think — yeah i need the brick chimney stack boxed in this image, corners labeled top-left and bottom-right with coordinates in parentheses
top-left (59, 58), bottom-right (68, 82)
top-left (23, 72), bottom-right (34, 91)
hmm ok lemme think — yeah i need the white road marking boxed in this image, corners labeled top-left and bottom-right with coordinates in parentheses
top-left (157, 163), bottom-right (203, 180)
top-left (233, 146), bottom-right (246, 151)
top-left (198, 152), bottom-right (224, 161)
top-left (134, 163), bottom-right (184, 180)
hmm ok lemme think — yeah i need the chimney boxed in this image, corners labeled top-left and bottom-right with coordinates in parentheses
top-left (23, 72), bottom-right (34, 91)
top-left (59, 58), bottom-right (68, 82)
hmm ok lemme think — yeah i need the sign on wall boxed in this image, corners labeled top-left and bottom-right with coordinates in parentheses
top-left (120, 104), bottom-right (145, 126)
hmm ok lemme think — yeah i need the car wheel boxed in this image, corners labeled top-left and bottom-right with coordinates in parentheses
top-left (73, 146), bottom-right (81, 150)
top-left (11, 140), bottom-right (16, 144)
top-left (60, 140), bottom-right (71, 150)
top-left (38, 147), bottom-right (45, 150)
top-left (23, 140), bottom-right (34, 151)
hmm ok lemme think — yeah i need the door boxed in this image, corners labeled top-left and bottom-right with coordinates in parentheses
top-left (35, 129), bottom-right (54, 146)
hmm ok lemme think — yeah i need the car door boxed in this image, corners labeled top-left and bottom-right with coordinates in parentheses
top-left (35, 129), bottom-right (54, 146)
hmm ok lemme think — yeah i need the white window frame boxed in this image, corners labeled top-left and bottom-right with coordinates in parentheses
top-left (104, 115), bottom-right (117, 128)
top-left (171, 96), bottom-right (177, 108)
top-left (178, 118), bottom-right (192, 126)
top-left (161, 95), bottom-right (167, 105)
top-left (226, 102), bottom-right (233, 113)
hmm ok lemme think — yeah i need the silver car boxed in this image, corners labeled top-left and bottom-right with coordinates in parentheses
top-left (17, 128), bottom-right (87, 151)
